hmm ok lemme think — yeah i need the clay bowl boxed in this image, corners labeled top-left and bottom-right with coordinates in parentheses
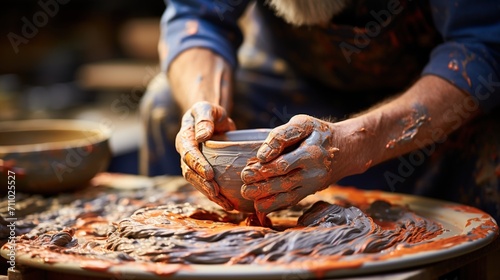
top-left (202, 128), bottom-right (271, 213)
top-left (0, 119), bottom-right (112, 194)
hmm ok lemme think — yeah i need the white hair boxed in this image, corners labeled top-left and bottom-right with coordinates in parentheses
top-left (266, 0), bottom-right (350, 26)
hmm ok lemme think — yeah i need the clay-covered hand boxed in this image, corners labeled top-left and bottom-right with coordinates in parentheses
top-left (175, 101), bottom-right (236, 210)
top-left (241, 115), bottom-right (340, 214)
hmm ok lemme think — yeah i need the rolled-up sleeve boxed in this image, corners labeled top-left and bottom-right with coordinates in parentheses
top-left (422, 0), bottom-right (500, 112)
top-left (159, 0), bottom-right (251, 73)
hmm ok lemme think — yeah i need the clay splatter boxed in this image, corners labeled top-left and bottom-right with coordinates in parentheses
top-left (386, 104), bottom-right (430, 149)
top-left (1, 178), bottom-right (497, 278)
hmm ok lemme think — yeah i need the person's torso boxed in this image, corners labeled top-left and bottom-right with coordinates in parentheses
top-left (246, 0), bottom-right (442, 96)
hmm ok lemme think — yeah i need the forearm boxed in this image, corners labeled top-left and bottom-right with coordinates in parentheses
top-left (332, 75), bottom-right (480, 179)
top-left (167, 48), bottom-right (233, 113)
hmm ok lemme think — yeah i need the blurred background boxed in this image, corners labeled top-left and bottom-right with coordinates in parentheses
top-left (0, 0), bottom-right (166, 174)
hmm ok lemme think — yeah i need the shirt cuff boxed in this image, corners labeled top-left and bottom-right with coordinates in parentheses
top-left (160, 18), bottom-right (239, 73)
top-left (422, 42), bottom-right (500, 112)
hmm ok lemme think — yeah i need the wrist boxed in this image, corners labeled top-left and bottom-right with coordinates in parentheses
top-left (329, 116), bottom-right (377, 181)
top-left (168, 48), bottom-right (233, 113)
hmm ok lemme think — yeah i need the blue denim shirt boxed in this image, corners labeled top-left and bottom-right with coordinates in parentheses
top-left (160, 0), bottom-right (500, 112)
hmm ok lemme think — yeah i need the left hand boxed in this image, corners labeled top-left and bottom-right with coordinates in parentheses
top-left (240, 115), bottom-right (341, 214)
top-left (175, 102), bottom-right (236, 210)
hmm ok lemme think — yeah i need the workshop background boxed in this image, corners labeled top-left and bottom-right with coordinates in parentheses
top-left (0, 0), bottom-right (166, 174)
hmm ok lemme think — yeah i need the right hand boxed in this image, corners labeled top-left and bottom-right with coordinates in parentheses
top-left (175, 101), bottom-right (236, 210)
top-left (241, 115), bottom-right (341, 214)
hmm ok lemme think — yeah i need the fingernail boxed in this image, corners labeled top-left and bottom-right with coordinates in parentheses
top-left (241, 169), bottom-right (255, 182)
top-left (258, 144), bottom-right (272, 161)
top-left (204, 180), bottom-right (217, 197)
top-left (241, 184), bottom-right (260, 200)
top-left (202, 164), bottom-right (214, 180)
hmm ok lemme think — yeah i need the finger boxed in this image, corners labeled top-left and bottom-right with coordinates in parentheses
top-left (182, 162), bottom-right (234, 211)
top-left (241, 146), bottom-right (306, 184)
top-left (242, 170), bottom-right (302, 200)
top-left (181, 160), bottom-right (217, 197)
top-left (257, 115), bottom-right (314, 162)
top-left (214, 116), bottom-right (236, 134)
top-left (176, 111), bottom-right (214, 180)
top-left (254, 186), bottom-right (312, 214)
top-left (191, 102), bottom-right (215, 142)
top-left (191, 102), bottom-right (232, 142)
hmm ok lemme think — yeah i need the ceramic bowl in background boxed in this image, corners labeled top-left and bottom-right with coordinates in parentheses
top-left (202, 128), bottom-right (271, 212)
top-left (0, 119), bottom-right (112, 194)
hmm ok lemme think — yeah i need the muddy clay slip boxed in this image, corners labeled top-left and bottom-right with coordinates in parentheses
top-left (1, 174), bottom-right (497, 280)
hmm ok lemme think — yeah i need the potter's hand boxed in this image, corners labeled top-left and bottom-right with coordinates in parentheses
top-left (176, 101), bottom-right (236, 210)
top-left (241, 115), bottom-right (339, 214)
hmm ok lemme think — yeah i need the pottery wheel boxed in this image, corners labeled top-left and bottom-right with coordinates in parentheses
top-left (1, 174), bottom-right (498, 279)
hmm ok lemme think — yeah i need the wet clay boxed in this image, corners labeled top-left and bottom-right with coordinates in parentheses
top-left (202, 129), bottom-right (272, 213)
top-left (102, 199), bottom-right (443, 265)
top-left (1, 179), bottom-right (497, 278)
top-left (386, 104), bottom-right (430, 149)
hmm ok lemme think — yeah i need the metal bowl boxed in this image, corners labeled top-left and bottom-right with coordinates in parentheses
top-left (202, 129), bottom-right (271, 212)
top-left (0, 119), bottom-right (112, 194)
